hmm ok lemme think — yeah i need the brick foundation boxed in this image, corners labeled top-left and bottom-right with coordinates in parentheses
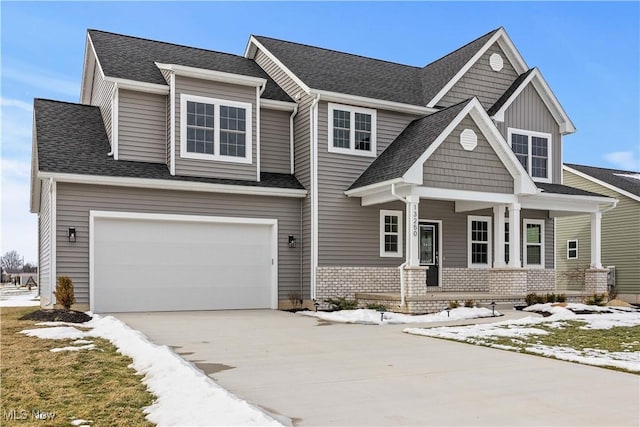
top-left (315, 266), bottom-right (400, 306)
top-left (489, 269), bottom-right (527, 294)
top-left (526, 269), bottom-right (556, 293)
top-left (442, 268), bottom-right (490, 292)
top-left (402, 266), bottom-right (428, 298)
top-left (584, 269), bottom-right (608, 294)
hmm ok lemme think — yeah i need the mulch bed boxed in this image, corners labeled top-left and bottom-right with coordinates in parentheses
top-left (19, 309), bottom-right (92, 323)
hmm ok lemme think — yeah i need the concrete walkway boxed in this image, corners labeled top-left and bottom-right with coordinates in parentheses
top-left (114, 310), bottom-right (639, 426)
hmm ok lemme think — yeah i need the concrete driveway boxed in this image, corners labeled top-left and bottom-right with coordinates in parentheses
top-left (115, 310), bottom-right (639, 426)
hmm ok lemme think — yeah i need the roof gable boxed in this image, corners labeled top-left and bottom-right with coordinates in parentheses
top-left (564, 164), bottom-right (640, 201)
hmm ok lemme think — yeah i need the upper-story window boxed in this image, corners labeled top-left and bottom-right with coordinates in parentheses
top-left (507, 128), bottom-right (552, 183)
top-left (180, 94), bottom-right (252, 164)
top-left (328, 103), bottom-right (377, 157)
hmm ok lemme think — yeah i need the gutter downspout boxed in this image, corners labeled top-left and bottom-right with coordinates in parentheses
top-left (289, 104), bottom-right (298, 175)
top-left (391, 183), bottom-right (409, 306)
top-left (310, 94), bottom-right (320, 301)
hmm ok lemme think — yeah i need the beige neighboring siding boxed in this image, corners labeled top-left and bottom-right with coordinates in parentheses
top-left (495, 84), bottom-right (562, 184)
top-left (556, 214), bottom-right (591, 291)
top-left (174, 76), bottom-right (257, 180)
top-left (38, 179), bottom-right (52, 301)
top-left (423, 116), bottom-right (513, 193)
top-left (260, 108), bottom-right (290, 174)
top-left (118, 89), bottom-right (167, 163)
top-left (55, 183), bottom-right (303, 304)
top-left (439, 43), bottom-right (518, 109)
top-left (89, 65), bottom-right (114, 143)
top-left (557, 170), bottom-right (640, 294)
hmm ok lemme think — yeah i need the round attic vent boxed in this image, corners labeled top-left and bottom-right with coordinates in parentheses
top-left (489, 53), bottom-right (504, 72)
top-left (460, 129), bottom-right (477, 151)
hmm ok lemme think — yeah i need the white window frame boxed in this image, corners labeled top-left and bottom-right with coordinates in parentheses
top-left (523, 219), bottom-right (545, 268)
top-left (180, 93), bottom-right (252, 164)
top-left (507, 127), bottom-right (552, 183)
top-left (468, 215), bottom-right (492, 268)
top-left (380, 210), bottom-right (403, 258)
top-left (328, 102), bottom-right (377, 157)
top-left (567, 239), bottom-right (578, 260)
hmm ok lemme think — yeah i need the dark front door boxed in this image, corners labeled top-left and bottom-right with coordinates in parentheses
top-left (419, 223), bottom-right (439, 286)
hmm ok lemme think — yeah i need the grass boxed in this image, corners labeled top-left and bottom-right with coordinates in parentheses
top-left (0, 307), bottom-right (155, 426)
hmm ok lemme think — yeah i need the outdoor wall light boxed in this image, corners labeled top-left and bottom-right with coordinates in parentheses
top-left (68, 227), bottom-right (76, 243)
top-left (288, 235), bottom-right (296, 248)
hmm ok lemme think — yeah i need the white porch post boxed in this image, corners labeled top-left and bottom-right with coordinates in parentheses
top-left (508, 203), bottom-right (521, 268)
top-left (493, 205), bottom-right (506, 268)
top-left (406, 195), bottom-right (420, 266)
top-left (590, 211), bottom-right (603, 269)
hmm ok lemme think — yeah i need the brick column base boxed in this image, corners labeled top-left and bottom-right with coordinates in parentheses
top-left (489, 269), bottom-right (527, 294)
top-left (402, 266), bottom-right (428, 298)
top-left (584, 269), bottom-right (608, 294)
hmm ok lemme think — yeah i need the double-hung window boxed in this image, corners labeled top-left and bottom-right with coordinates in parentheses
top-left (523, 219), bottom-right (545, 268)
top-left (508, 128), bottom-right (552, 183)
top-left (468, 216), bottom-right (492, 268)
top-left (567, 240), bottom-right (578, 260)
top-left (380, 210), bottom-right (402, 257)
top-left (328, 103), bottom-right (376, 157)
top-left (180, 94), bottom-right (252, 163)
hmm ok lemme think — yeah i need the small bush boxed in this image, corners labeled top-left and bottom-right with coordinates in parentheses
top-left (556, 294), bottom-right (566, 303)
top-left (584, 293), bottom-right (607, 306)
top-left (288, 291), bottom-right (302, 309)
top-left (534, 294), bottom-right (545, 304)
top-left (55, 275), bottom-right (75, 310)
top-left (448, 300), bottom-right (459, 309)
top-left (545, 293), bottom-right (556, 303)
top-left (464, 299), bottom-right (475, 308)
top-left (525, 293), bottom-right (538, 306)
top-left (325, 297), bottom-right (358, 311)
top-left (365, 303), bottom-right (388, 311)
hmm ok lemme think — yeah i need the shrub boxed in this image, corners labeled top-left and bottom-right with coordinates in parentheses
top-left (525, 293), bottom-right (538, 306)
top-left (55, 275), bottom-right (75, 310)
top-left (556, 294), bottom-right (566, 303)
top-left (534, 294), bottom-right (546, 304)
top-left (325, 297), bottom-right (358, 311)
top-left (365, 303), bottom-right (388, 311)
top-left (448, 300), bottom-right (459, 309)
top-left (545, 293), bottom-right (557, 303)
top-left (288, 291), bottom-right (302, 309)
top-left (464, 299), bottom-right (475, 308)
top-left (584, 293), bottom-right (607, 306)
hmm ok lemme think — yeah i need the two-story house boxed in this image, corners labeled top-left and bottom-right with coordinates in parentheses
top-left (30, 28), bottom-right (616, 313)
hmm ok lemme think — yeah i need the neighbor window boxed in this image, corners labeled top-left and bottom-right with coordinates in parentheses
top-left (567, 239), bottom-right (578, 260)
top-left (508, 128), bottom-right (552, 182)
top-left (524, 219), bottom-right (545, 268)
top-left (468, 216), bottom-right (492, 268)
top-left (180, 94), bottom-right (252, 163)
top-left (380, 210), bottom-right (402, 257)
top-left (328, 103), bottom-right (376, 156)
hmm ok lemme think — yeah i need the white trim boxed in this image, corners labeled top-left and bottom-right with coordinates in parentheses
top-left (49, 179), bottom-right (56, 307)
top-left (327, 102), bottom-right (377, 157)
top-left (563, 165), bottom-right (640, 202)
top-left (80, 33), bottom-right (94, 104)
top-left (507, 127), bottom-right (553, 183)
top-left (380, 210), bottom-right (403, 258)
top-left (111, 84), bottom-right (119, 160)
top-left (155, 62), bottom-right (267, 87)
top-left (169, 72), bottom-right (176, 175)
top-left (414, 186), bottom-right (518, 204)
top-left (310, 94), bottom-right (320, 300)
top-left (289, 105), bottom-right (298, 175)
top-left (261, 99), bottom-right (297, 111)
top-left (418, 219), bottom-right (443, 286)
top-left (37, 171), bottom-right (307, 198)
top-left (344, 178), bottom-right (405, 198)
top-left (89, 210), bottom-right (279, 312)
top-left (468, 215), bottom-right (492, 268)
top-left (567, 239), bottom-right (578, 260)
top-left (179, 93), bottom-right (253, 164)
top-left (87, 33), bottom-right (105, 80)
top-left (256, 86), bottom-right (261, 181)
top-left (103, 77), bottom-right (169, 95)
top-left (523, 218), bottom-right (545, 268)
top-left (311, 89), bottom-right (437, 116)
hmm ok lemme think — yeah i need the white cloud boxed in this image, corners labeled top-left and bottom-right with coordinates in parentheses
top-left (604, 151), bottom-right (639, 171)
top-left (1, 97), bottom-right (33, 113)
top-left (2, 65), bottom-right (79, 98)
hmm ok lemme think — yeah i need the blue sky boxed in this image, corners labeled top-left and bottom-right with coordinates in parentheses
top-left (1, 1), bottom-right (639, 263)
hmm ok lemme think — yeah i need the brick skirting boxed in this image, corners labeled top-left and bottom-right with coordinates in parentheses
top-left (315, 266), bottom-right (400, 306)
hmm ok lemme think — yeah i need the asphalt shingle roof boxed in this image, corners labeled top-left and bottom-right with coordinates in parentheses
top-left (487, 68), bottom-right (535, 116)
top-left (34, 99), bottom-right (304, 190)
top-left (349, 99), bottom-right (472, 190)
top-left (89, 30), bottom-right (292, 102)
top-left (565, 163), bottom-right (640, 197)
top-left (535, 183), bottom-right (608, 198)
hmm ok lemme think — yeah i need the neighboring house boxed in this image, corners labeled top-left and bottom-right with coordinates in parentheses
top-left (30, 28), bottom-right (616, 313)
top-left (557, 164), bottom-right (640, 303)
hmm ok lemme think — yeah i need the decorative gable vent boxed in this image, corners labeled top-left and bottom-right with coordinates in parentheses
top-left (460, 129), bottom-right (477, 151)
top-left (489, 53), bottom-right (504, 72)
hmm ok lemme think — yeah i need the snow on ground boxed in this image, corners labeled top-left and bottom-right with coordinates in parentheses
top-left (50, 344), bottom-right (96, 353)
top-left (70, 419), bottom-right (93, 426)
top-left (0, 288), bottom-right (40, 307)
top-left (20, 315), bottom-right (282, 426)
top-left (405, 304), bottom-right (640, 372)
top-left (298, 307), bottom-right (499, 325)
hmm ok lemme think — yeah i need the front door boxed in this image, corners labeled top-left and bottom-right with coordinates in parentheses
top-left (419, 222), bottom-right (439, 286)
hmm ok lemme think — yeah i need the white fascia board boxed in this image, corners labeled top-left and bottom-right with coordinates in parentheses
top-left (87, 33), bottom-right (105, 80)
top-left (30, 132), bottom-right (40, 213)
top-left (155, 62), bottom-right (266, 87)
top-left (311, 89), bottom-right (437, 116)
top-left (413, 186), bottom-right (518, 204)
top-left (261, 99), bottom-right (297, 111)
top-left (37, 172), bottom-right (308, 198)
top-left (454, 201), bottom-right (498, 213)
top-left (520, 192), bottom-right (617, 213)
top-left (103, 77), bottom-right (169, 95)
top-left (90, 209), bottom-right (278, 226)
top-left (79, 34), bottom-right (93, 104)
top-left (495, 31), bottom-right (529, 74)
top-left (343, 178), bottom-right (405, 197)
top-left (563, 165), bottom-right (640, 202)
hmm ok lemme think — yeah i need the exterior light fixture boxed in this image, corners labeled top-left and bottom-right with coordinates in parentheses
top-left (314, 300), bottom-right (320, 312)
top-left (445, 307), bottom-right (451, 317)
top-left (68, 227), bottom-right (76, 243)
top-left (490, 301), bottom-right (496, 317)
top-left (288, 235), bottom-right (296, 248)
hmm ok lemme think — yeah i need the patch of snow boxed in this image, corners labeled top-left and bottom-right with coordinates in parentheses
top-left (299, 307), bottom-right (499, 325)
top-left (0, 289), bottom-right (40, 307)
top-left (70, 419), bottom-right (93, 426)
top-left (21, 326), bottom-right (87, 340)
top-left (405, 324), bottom-right (549, 341)
top-left (50, 344), bottom-right (96, 353)
top-left (37, 321), bottom-right (91, 327)
top-left (526, 344), bottom-right (640, 372)
top-left (578, 313), bottom-right (640, 330)
top-left (72, 339), bottom-right (94, 345)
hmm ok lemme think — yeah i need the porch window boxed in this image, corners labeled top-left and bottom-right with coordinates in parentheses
top-left (524, 219), bottom-right (545, 268)
top-left (507, 128), bottom-right (552, 183)
top-left (328, 103), bottom-right (376, 157)
top-left (567, 239), bottom-right (578, 259)
top-left (468, 216), bottom-right (492, 268)
top-left (380, 210), bottom-right (402, 258)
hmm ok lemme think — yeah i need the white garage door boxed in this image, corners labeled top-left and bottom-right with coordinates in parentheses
top-left (90, 212), bottom-right (276, 313)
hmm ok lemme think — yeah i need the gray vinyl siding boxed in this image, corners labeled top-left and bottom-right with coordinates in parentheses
top-left (316, 101), bottom-right (420, 265)
top-left (423, 116), bottom-right (513, 193)
top-left (439, 43), bottom-right (518, 109)
top-left (118, 89), bottom-right (167, 164)
top-left (260, 108), bottom-right (290, 174)
top-left (495, 84), bottom-right (562, 184)
top-left (557, 171), bottom-right (640, 294)
top-left (55, 182), bottom-right (303, 304)
top-left (89, 64), bottom-right (114, 144)
top-left (38, 179), bottom-right (52, 302)
top-left (174, 76), bottom-right (257, 181)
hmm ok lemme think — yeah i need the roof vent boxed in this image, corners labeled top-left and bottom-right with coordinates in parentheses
top-left (460, 129), bottom-right (477, 151)
top-left (489, 53), bottom-right (504, 72)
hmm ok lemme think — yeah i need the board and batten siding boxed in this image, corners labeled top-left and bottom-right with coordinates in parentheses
top-left (438, 43), bottom-right (518, 110)
top-left (89, 64), bottom-right (114, 144)
top-left (118, 89), bottom-right (167, 163)
top-left (316, 101), bottom-right (419, 265)
top-left (55, 182), bottom-right (303, 304)
top-left (557, 170), bottom-right (640, 295)
top-left (423, 116), bottom-right (514, 193)
top-left (260, 108), bottom-right (290, 174)
top-left (174, 76), bottom-right (257, 181)
top-left (495, 84), bottom-right (562, 184)
top-left (38, 179), bottom-right (52, 305)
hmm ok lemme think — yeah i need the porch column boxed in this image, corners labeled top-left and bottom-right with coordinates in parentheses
top-left (405, 195), bottom-right (420, 266)
top-left (493, 205), bottom-right (506, 268)
top-left (508, 203), bottom-right (521, 268)
top-left (590, 211), bottom-right (603, 269)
